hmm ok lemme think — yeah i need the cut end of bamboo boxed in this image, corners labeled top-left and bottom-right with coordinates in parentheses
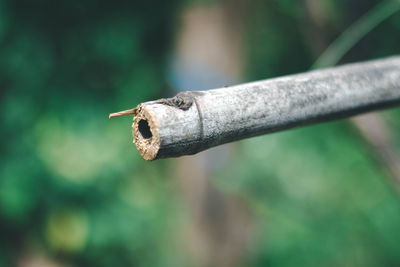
top-left (132, 104), bottom-right (161, 161)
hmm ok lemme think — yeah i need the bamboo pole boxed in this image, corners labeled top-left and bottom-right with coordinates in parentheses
top-left (111, 56), bottom-right (400, 160)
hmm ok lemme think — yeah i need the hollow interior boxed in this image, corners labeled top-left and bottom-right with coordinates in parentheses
top-left (138, 119), bottom-right (152, 139)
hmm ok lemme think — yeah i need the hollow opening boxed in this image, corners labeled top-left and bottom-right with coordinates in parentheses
top-left (138, 119), bottom-right (152, 139)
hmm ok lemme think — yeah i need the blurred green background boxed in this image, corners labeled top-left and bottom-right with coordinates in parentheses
top-left (1, 0), bottom-right (400, 266)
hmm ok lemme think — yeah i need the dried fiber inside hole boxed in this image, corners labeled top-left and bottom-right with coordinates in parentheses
top-left (138, 119), bottom-right (152, 139)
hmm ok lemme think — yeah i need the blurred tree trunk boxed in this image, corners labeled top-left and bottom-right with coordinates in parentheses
top-left (171, 1), bottom-right (252, 266)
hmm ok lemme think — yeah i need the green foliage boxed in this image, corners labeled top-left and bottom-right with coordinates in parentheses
top-left (0, 0), bottom-right (182, 266)
top-left (1, 0), bottom-right (400, 266)
top-left (217, 120), bottom-right (400, 266)
top-left (230, 0), bottom-right (400, 266)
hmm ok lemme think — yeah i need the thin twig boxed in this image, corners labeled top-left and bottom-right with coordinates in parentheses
top-left (312, 0), bottom-right (400, 69)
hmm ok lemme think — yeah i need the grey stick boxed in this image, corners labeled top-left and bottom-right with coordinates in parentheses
top-left (131, 56), bottom-right (400, 160)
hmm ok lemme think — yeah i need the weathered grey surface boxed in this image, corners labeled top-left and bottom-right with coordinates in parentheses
top-left (132, 56), bottom-right (400, 160)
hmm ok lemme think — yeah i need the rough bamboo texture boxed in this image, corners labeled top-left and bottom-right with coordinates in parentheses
top-left (131, 56), bottom-right (400, 160)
